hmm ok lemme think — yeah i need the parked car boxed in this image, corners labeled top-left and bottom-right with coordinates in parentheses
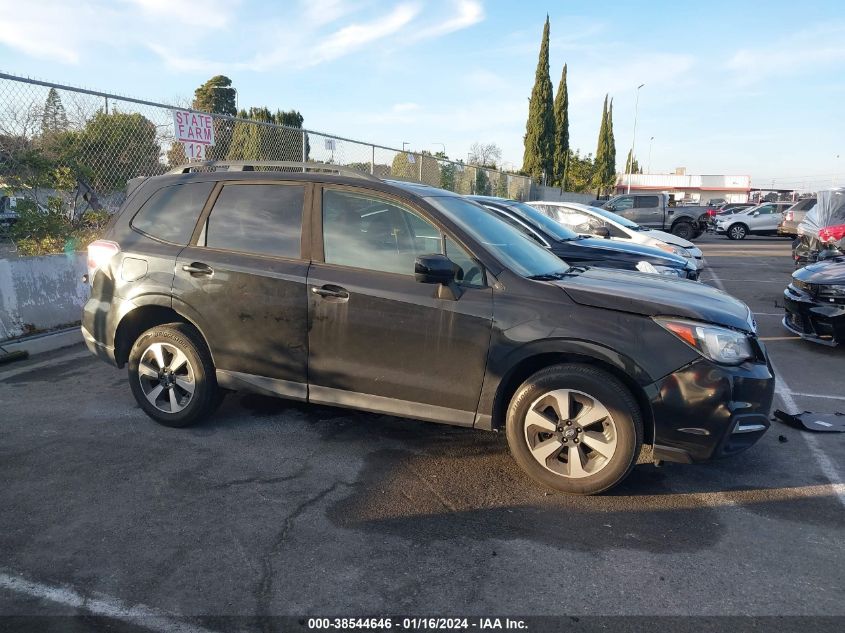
top-left (527, 200), bottom-right (703, 270)
top-left (83, 161), bottom-right (773, 495)
top-left (715, 202), bottom-right (792, 239)
top-left (467, 195), bottom-right (698, 279)
top-left (599, 193), bottom-right (708, 240)
top-left (783, 257), bottom-right (845, 346)
top-left (778, 197), bottom-right (817, 238)
top-left (793, 188), bottom-right (845, 266)
top-left (706, 203), bottom-right (754, 230)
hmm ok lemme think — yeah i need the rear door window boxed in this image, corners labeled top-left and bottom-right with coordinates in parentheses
top-left (635, 195), bottom-right (659, 208)
top-left (132, 181), bottom-right (214, 244)
top-left (202, 183), bottom-right (305, 258)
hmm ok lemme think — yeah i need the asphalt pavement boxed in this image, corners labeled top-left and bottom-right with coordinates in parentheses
top-left (1, 233), bottom-right (843, 631)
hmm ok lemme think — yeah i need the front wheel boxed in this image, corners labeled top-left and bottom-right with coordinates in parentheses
top-left (506, 364), bottom-right (643, 495)
top-left (727, 223), bottom-right (748, 240)
top-left (128, 322), bottom-right (219, 427)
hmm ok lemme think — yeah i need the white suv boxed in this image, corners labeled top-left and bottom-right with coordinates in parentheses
top-left (715, 202), bottom-right (791, 240)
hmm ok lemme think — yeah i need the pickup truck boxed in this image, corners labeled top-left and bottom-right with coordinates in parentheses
top-left (599, 193), bottom-right (710, 241)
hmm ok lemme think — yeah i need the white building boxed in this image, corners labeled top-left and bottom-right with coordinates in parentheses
top-left (616, 169), bottom-right (751, 204)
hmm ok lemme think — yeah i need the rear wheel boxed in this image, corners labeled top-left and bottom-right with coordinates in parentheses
top-left (128, 323), bottom-right (219, 427)
top-left (506, 364), bottom-right (642, 495)
top-left (671, 220), bottom-right (695, 240)
top-left (727, 223), bottom-right (748, 240)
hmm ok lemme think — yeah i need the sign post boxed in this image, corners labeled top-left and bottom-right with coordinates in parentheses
top-left (172, 110), bottom-right (215, 162)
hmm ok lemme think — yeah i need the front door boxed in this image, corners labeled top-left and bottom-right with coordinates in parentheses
top-left (173, 181), bottom-right (311, 398)
top-left (306, 186), bottom-right (493, 425)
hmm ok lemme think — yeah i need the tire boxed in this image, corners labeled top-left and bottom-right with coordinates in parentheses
top-left (671, 220), bottom-right (695, 240)
top-left (505, 364), bottom-right (643, 495)
top-left (727, 223), bottom-right (748, 240)
top-left (128, 322), bottom-right (219, 428)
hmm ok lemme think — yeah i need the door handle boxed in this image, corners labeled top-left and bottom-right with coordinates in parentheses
top-left (182, 262), bottom-right (214, 276)
top-left (311, 285), bottom-right (349, 300)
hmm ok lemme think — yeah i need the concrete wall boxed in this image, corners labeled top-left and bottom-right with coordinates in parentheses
top-left (0, 253), bottom-right (87, 341)
top-left (529, 185), bottom-right (595, 204)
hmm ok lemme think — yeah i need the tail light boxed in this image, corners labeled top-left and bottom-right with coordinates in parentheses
top-left (87, 240), bottom-right (120, 284)
top-left (819, 225), bottom-right (845, 243)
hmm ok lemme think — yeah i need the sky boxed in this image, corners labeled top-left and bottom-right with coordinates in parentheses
top-left (1, 0), bottom-right (844, 192)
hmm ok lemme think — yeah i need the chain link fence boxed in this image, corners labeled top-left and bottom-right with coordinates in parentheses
top-left (0, 72), bottom-right (531, 221)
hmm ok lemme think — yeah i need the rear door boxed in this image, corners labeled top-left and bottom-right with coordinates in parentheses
top-left (631, 194), bottom-right (662, 227)
top-left (172, 180), bottom-right (311, 398)
top-left (306, 186), bottom-right (493, 425)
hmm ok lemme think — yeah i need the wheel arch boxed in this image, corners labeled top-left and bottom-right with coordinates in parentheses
top-left (489, 344), bottom-right (655, 447)
top-left (113, 297), bottom-right (210, 368)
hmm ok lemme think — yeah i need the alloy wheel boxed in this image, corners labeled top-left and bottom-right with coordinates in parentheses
top-left (523, 389), bottom-right (618, 479)
top-left (730, 225), bottom-right (746, 240)
top-left (137, 342), bottom-right (196, 414)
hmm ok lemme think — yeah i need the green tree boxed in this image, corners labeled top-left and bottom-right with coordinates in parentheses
top-left (41, 88), bottom-right (69, 136)
top-left (566, 149), bottom-right (595, 193)
top-left (226, 106), bottom-right (308, 162)
top-left (193, 75), bottom-right (237, 160)
top-left (552, 64), bottom-right (569, 188)
top-left (78, 110), bottom-right (160, 191)
top-left (625, 149), bottom-right (641, 174)
top-left (436, 151), bottom-right (456, 191)
top-left (389, 150), bottom-right (439, 185)
top-left (474, 167), bottom-right (492, 196)
top-left (495, 172), bottom-right (509, 198)
top-left (608, 99), bottom-right (617, 182)
top-left (592, 96), bottom-right (616, 196)
top-left (521, 16), bottom-right (555, 183)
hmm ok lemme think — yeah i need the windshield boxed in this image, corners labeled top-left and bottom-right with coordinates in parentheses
top-left (427, 196), bottom-right (570, 278)
top-left (497, 200), bottom-right (580, 241)
top-left (580, 205), bottom-right (641, 230)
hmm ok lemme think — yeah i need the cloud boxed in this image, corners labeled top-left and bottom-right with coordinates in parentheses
top-left (726, 24), bottom-right (845, 82)
top-left (310, 3), bottom-right (420, 64)
top-left (410, 0), bottom-right (484, 40)
top-left (393, 102), bottom-right (421, 112)
top-left (126, 0), bottom-right (236, 29)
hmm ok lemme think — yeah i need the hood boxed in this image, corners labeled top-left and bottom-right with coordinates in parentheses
top-left (643, 228), bottom-right (694, 249)
top-left (793, 258), bottom-right (845, 284)
top-left (574, 237), bottom-right (688, 267)
top-left (556, 267), bottom-right (754, 332)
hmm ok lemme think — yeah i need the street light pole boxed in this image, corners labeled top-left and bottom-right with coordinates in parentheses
top-left (627, 83), bottom-right (645, 194)
top-left (402, 142), bottom-right (410, 152)
top-left (647, 136), bottom-right (654, 174)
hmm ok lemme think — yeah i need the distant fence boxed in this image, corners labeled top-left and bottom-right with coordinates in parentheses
top-left (0, 72), bottom-right (532, 213)
top-left (530, 185), bottom-right (595, 204)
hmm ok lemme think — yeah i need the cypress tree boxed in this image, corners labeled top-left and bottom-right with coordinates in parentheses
top-left (552, 64), bottom-right (569, 188)
top-left (592, 96), bottom-right (609, 196)
top-left (607, 98), bottom-right (616, 186)
top-left (41, 88), bottom-right (68, 135)
top-left (522, 16), bottom-right (555, 183)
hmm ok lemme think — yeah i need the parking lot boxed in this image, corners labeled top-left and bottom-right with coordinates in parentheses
top-left (1, 234), bottom-right (843, 628)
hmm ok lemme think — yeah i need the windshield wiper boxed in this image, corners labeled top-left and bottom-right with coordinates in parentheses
top-left (528, 267), bottom-right (583, 281)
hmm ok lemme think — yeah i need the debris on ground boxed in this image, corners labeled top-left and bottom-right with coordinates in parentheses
top-left (774, 409), bottom-right (845, 433)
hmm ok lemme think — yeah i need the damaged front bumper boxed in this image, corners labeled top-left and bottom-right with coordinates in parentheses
top-left (783, 284), bottom-right (845, 346)
top-left (646, 352), bottom-right (775, 464)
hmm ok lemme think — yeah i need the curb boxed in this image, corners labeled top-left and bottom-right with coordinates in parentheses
top-left (1, 327), bottom-right (83, 356)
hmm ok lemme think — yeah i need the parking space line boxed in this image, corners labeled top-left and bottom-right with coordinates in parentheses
top-left (787, 392), bottom-right (845, 402)
top-left (0, 570), bottom-right (219, 633)
top-left (703, 257), bottom-right (845, 506)
top-left (0, 349), bottom-right (91, 381)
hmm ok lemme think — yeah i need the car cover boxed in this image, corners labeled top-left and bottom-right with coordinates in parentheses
top-left (798, 187), bottom-right (845, 241)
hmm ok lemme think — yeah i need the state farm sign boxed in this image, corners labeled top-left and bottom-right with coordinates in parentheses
top-left (173, 111), bottom-right (215, 145)
top-left (173, 110), bottom-right (215, 161)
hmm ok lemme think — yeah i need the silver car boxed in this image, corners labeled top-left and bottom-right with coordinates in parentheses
top-left (715, 202), bottom-right (792, 240)
top-left (778, 198), bottom-right (817, 238)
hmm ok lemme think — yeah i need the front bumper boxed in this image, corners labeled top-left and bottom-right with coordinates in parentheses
top-left (783, 285), bottom-right (845, 346)
top-left (647, 352), bottom-right (775, 463)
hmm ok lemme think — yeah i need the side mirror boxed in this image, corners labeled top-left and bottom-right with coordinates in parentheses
top-left (415, 254), bottom-right (456, 284)
top-left (752, 211), bottom-right (760, 217)
top-left (594, 226), bottom-right (611, 239)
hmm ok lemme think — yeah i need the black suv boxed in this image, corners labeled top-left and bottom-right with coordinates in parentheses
top-left (83, 162), bottom-right (775, 494)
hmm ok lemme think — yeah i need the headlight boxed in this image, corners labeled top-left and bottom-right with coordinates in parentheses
top-left (818, 284), bottom-right (845, 298)
top-left (636, 261), bottom-right (684, 277)
top-left (656, 243), bottom-right (691, 258)
top-left (654, 317), bottom-right (754, 365)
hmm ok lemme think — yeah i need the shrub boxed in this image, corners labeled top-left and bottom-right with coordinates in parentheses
top-left (9, 199), bottom-right (109, 256)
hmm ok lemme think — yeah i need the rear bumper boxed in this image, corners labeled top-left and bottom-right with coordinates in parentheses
top-left (81, 324), bottom-right (118, 366)
top-left (783, 286), bottom-right (845, 346)
top-left (648, 354), bottom-right (775, 463)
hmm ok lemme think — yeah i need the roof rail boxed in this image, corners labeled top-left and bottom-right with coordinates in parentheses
top-left (166, 160), bottom-right (380, 181)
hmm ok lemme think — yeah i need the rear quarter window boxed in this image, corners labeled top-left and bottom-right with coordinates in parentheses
top-left (635, 195), bottom-right (660, 208)
top-left (131, 181), bottom-right (214, 244)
